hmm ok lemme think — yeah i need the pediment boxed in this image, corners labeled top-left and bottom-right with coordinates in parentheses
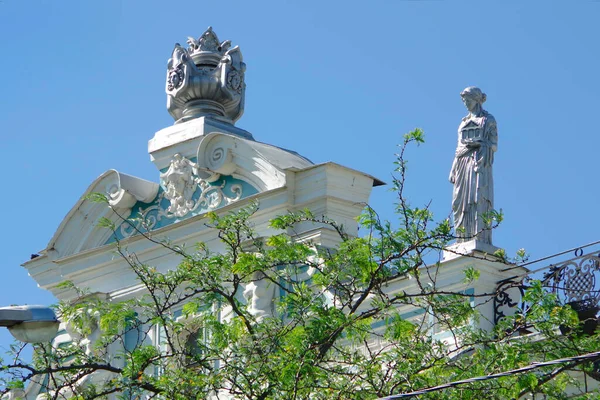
top-left (109, 133), bottom-right (314, 242)
top-left (42, 132), bottom-right (315, 260)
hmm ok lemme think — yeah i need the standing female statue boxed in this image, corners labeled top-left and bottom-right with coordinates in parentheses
top-left (449, 87), bottom-right (498, 244)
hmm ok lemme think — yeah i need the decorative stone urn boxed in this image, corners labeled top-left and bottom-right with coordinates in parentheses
top-left (166, 27), bottom-right (246, 124)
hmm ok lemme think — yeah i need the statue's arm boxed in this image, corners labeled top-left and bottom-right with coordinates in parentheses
top-left (486, 117), bottom-right (498, 152)
top-left (479, 116), bottom-right (498, 167)
top-left (449, 156), bottom-right (457, 183)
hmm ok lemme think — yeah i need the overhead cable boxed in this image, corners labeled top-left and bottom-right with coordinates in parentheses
top-left (377, 350), bottom-right (600, 399)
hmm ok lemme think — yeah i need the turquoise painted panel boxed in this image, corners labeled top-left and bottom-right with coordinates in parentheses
top-left (106, 175), bottom-right (258, 244)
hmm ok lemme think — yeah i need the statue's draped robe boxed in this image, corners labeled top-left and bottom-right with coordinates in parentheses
top-left (450, 111), bottom-right (497, 244)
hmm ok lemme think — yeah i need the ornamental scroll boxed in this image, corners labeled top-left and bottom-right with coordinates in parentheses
top-left (106, 154), bottom-right (257, 242)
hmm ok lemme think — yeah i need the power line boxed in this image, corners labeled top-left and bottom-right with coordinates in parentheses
top-left (377, 350), bottom-right (600, 399)
top-left (500, 239), bottom-right (600, 273)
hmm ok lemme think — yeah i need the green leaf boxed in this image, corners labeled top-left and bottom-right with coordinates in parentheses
top-left (403, 127), bottom-right (425, 144)
top-left (463, 266), bottom-right (480, 283)
top-left (97, 216), bottom-right (116, 231)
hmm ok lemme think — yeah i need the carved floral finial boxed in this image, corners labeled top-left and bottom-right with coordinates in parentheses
top-left (166, 27), bottom-right (246, 124)
top-left (184, 27), bottom-right (233, 66)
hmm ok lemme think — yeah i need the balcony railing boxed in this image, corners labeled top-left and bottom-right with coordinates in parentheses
top-left (494, 243), bottom-right (600, 328)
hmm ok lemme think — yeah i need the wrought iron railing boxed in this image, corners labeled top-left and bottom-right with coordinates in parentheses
top-left (494, 244), bottom-right (600, 328)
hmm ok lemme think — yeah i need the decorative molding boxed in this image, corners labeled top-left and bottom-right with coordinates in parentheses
top-left (111, 154), bottom-right (256, 241)
top-left (104, 171), bottom-right (159, 211)
top-left (162, 154), bottom-right (206, 217)
top-left (196, 133), bottom-right (308, 192)
top-left (226, 70), bottom-right (243, 93)
top-left (167, 66), bottom-right (184, 91)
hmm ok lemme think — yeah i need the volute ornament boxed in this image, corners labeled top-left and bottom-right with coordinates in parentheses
top-left (166, 27), bottom-right (246, 124)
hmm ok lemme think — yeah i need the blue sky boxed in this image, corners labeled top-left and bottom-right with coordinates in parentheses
top-left (1, 1), bottom-right (599, 353)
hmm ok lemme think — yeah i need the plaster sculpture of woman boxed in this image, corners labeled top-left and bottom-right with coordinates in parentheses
top-left (243, 271), bottom-right (276, 322)
top-left (449, 87), bottom-right (498, 244)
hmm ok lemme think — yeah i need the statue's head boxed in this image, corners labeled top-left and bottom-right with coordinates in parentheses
top-left (460, 86), bottom-right (486, 112)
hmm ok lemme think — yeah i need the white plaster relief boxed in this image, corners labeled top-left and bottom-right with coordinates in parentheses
top-left (243, 272), bottom-right (276, 322)
top-left (119, 154), bottom-right (242, 238)
top-left (196, 132), bottom-right (311, 192)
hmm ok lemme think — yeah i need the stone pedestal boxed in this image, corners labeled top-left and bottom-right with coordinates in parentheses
top-left (442, 239), bottom-right (502, 262)
top-left (439, 246), bottom-right (526, 333)
top-left (148, 116), bottom-right (253, 171)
